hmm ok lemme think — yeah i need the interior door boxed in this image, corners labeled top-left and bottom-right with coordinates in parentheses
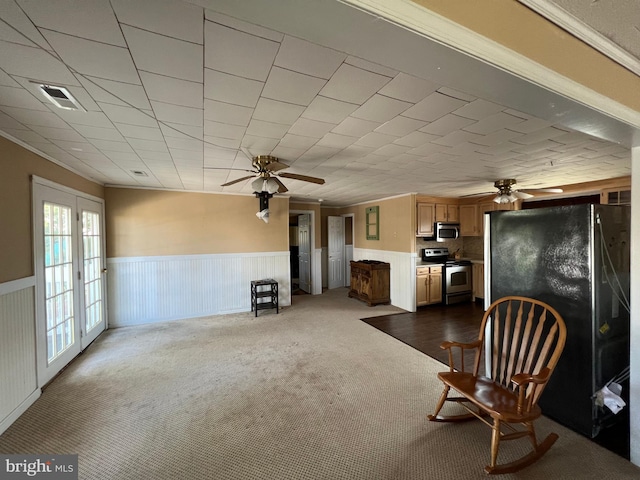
top-left (327, 216), bottom-right (345, 289)
top-left (298, 214), bottom-right (311, 293)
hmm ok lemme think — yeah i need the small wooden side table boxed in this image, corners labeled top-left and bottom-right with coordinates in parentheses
top-left (251, 279), bottom-right (279, 317)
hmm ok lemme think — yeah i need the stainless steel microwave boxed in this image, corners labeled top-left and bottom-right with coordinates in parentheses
top-left (435, 222), bottom-right (460, 242)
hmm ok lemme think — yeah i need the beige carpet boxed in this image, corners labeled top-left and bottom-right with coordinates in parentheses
top-left (1, 287), bottom-right (638, 479)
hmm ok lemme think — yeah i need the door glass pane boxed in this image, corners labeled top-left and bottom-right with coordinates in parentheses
top-left (82, 211), bottom-right (103, 333)
top-left (44, 202), bottom-right (75, 363)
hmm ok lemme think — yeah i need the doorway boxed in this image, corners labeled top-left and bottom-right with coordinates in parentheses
top-left (33, 178), bottom-right (107, 387)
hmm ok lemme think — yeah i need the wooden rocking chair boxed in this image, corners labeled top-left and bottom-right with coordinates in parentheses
top-left (428, 296), bottom-right (567, 474)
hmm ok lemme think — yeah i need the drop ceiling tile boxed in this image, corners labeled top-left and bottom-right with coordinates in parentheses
top-left (241, 135), bottom-right (280, 152)
top-left (301, 96), bottom-right (358, 124)
top-left (454, 99), bottom-right (504, 120)
top-left (288, 118), bottom-right (335, 138)
top-left (270, 145), bottom-right (307, 161)
top-left (375, 116), bottom-right (426, 136)
top-left (351, 95), bottom-right (412, 123)
top-left (204, 145), bottom-right (237, 162)
top-left (151, 101), bottom-right (203, 127)
top-left (42, 30), bottom-right (138, 84)
top-left (355, 132), bottom-right (398, 148)
top-left (19, 0), bottom-right (125, 46)
top-left (0, 70), bottom-right (19, 87)
top-left (28, 125), bottom-right (85, 142)
top-left (112, 0), bottom-right (203, 43)
top-left (115, 123), bottom-right (164, 141)
top-left (88, 138), bottom-right (133, 153)
top-left (0, 42), bottom-right (78, 86)
top-left (275, 36), bottom-right (345, 79)
top-left (316, 133), bottom-right (357, 149)
top-left (165, 136), bottom-right (202, 152)
top-left (319, 64), bottom-right (391, 104)
top-left (345, 56), bottom-right (398, 77)
top-left (371, 144), bottom-right (411, 157)
top-left (394, 131), bottom-right (440, 147)
top-left (204, 99), bottom-right (253, 126)
top-left (252, 98), bottom-right (304, 126)
top-left (204, 121), bottom-right (246, 140)
top-left (0, 20), bottom-right (36, 46)
top-left (0, 1), bottom-right (49, 49)
top-left (419, 114), bottom-right (475, 136)
top-left (137, 149), bottom-right (172, 161)
top-left (139, 72), bottom-right (203, 109)
top-left (511, 126), bottom-right (568, 145)
top-left (262, 67), bottom-right (326, 106)
top-left (278, 133), bottom-right (319, 149)
top-left (81, 76), bottom-right (150, 110)
top-left (206, 11), bottom-right (283, 42)
top-left (378, 73), bottom-right (439, 103)
top-left (437, 87), bottom-right (477, 102)
top-left (73, 124), bottom-right (125, 142)
top-left (463, 112), bottom-right (525, 135)
top-left (332, 117), bottom-right (381, 137)
top-left (169, 148), bottom-right (203, 162)
top-left (204, 69), bottom-right (263, 108)
top-left (407, 142), bottom-right (452, 156)
top-left (402, 92), bottom-right (467, 122)
top-left (122, 25), bottom-right (203, 82)
top-left (470, 128), bottom-right (525, 146)
top-left (160, 122), bottom-right (203, 140)
top-left (0, 111), bottom-right (27, 130)
top-left (50, 139), bottom-right (100, 154)
top-left (205, 22), bottom-right (279, 82)
top-left (433, 130), bottom-right (484, 147)
top-left (2, 128), bottom-right (47, 143)
top-left (204, 136), bottom-right (241, 149)
top-left (99, 103), bottom-right (158, 128)
top-left (0, 86), bottom-right (46, 111)
top-left (128, 138), bottom-right (169, 153)
top-left (103, 151), bottom-right (142, 163)
top-left (2, 107), bottom-right (70, 128)
top-left (246, 119), bottom-right (290, 139)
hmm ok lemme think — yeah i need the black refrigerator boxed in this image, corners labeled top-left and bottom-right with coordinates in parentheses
top-left (487, 204), bottom-right (630, 441)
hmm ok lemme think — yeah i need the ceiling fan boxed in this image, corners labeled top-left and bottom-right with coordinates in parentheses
top-left (469, 179), bottom-right (563, 204)
top-left (209, 148), bottom-right (325, 194)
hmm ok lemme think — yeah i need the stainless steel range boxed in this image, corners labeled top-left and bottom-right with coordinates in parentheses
top-left (422, 247), bottom-right (472, 305)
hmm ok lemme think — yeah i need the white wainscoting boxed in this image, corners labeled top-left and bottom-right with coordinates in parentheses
top-left (107, 252), bottom-right (291, 327)
top-left (353, 249), bottom-right (416, 312)
top-left (0, 277), bottom-right (40, 435)
top-left (312, 248), bottom-right (322, 295)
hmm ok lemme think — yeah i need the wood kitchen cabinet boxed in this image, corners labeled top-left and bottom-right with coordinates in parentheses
top-left (349, 260), bottom-right (390, 306)
top-left (416, 203), bottom-right (435, 236)
top-left (435, 203), bottom-right (459, 223)
top-left (416, 265), bottom-right (442, 306)
top-left (459, 204), bottom-right (478, 236)
top-left (472, 262), bottom-right (484, 300)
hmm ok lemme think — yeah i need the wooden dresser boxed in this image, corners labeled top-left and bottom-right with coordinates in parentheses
top-left (348, 260), bottom-right (390, 306)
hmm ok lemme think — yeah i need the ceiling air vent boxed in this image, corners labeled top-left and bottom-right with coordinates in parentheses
top-left (131, 170), bottom-right (148, 177)
top-left (33, 83), bottom-right (85, 111)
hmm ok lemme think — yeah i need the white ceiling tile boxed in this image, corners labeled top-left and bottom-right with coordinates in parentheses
top-left (42, 30), bottom-right (138, 83)
top-left (351, 95), bottom-right (411, 123)
top-left (128, 138), bottom-right (169, 153)
top-left (288, 118), bottom-right (335, 138)
top-left (2, 107), bottom-right (70, 128)
top-left (204, 99), bottom-right (253, 126)
top-left (378, 73), bottom-right (439, 103)
top-left (463, 112), bottom-right (526, 135)
top-left (375, 116), bottom-right (426, 136)
top-left (436, 87), bottom-right (477, 102)
top-left (0, 85), bottom-right (47, 110)
top-left (511, 126), bottom-right (569, 145)
top-left (402, 92), bottom-right (467, 122)
top-left (73, 124), bottom-right (125, 142)
top-left (28, 125), bottom-right (85, 142)
top-left (470, 129), bottom-right (525, 147)
top-left (19, 0), bottom-right (125, 46)
top-left (136, 150), bottom-right (172, 161)
top-left (169, 148), bottom-right (203, 161)
top-left (275, 36), bottom-right (345, 79)
top-left (123, 25), bottom-right (202, 82)
top-left (115, 123), bottom-right (164, 141)
top-left (246, 119), bottom-right (290, 139)
top-left (433, 130), bottom-right (484, 147)
top-left (316, 133), bottom-right (358, 149)
top-left (204, 136), bottom-right (241, 149)
top-left (204, 121), bottom-right (245, 140)
top-left (332, 117), bottom-right (381, 137)
top-left (453, 99), bottom-right (504, 120)
top-left (301, 96), bottom-right (358, 124)
top-left (0, 111), bottom-right (27, 129)
top-left (371, 144), bottom-right (411, 157)
top-left (80, 76), bottom-right (150, 110)
top-left (88, 138), bottom-right (133, 152)
top-left (2, 128), bottom-right (47, 143)
top-left (279, 133), bottom-right (319, 149)
top-left (262, 67), bottom-right (326, 106)
top-left (0, 42), bottom-right (78, 86)
top-left (204, 69), bottom-right (263, 108)
top-left (251, 98), bottom-right (304, 126)
top-left (140, 72), bottom-right (203, 109)
top-left (160, 122), bottom-right (203, 140)
top-left (205, 22), bottom-right (279, 82)
top-left (151, 101), bottom-right (203, 127)
top-left (50, 139), bottom-right (100, 153)
top-left (319, 64), bottom-right (391, 104)
top-left (241, 135), bottom-right (280, 152)
top-left (204, 145), bottom-right (237, 161)
top-left (394, 131), bottom-right (440, 147)
top-left (508, 117), bottom-right (555, 134)
top-left (407, 142), bottom-right (452, 156)
top-left (0, 70), bottom-right (20, 87)
top-left (99, 103), bottom-right (158, 128)
top-left (166, 136), bottom-right (203, 152)
top-left (270, 145), bottom-right (307, 160)
top-left (0, 0), bottom-right (49, 49)
top-left (355, 132), bottom-right (398, 148)
top-left (112, 0), bottom-right (203, 43)
top-left (205, 11), bottom-right (283, 42)
top-left (344, 56), bottom-right (398, 77)
top-left (0, 20), bottom-right (37, 46)
top-left (419, 114), bottom-right (475, 136)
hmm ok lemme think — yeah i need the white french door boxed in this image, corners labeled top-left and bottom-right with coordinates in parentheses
top-left (33, 179), bottom-right (106, 387)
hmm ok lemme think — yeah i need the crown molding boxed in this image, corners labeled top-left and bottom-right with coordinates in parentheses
top-left (517, 0), bottom-right (640, 78)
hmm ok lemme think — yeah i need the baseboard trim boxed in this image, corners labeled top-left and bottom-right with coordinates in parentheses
top-left (0, 389), bottom-right (41, 436)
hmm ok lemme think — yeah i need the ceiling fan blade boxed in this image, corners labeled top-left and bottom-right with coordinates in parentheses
top-left (513, 191), bottom-right (534, 199)
top-left (221, 175), bottom-right (255, 187)
top-left (265, 160), bottom-right (289, 172)
top-left (273, 177), bottom-right (288, 193)
top-left (278, 172), bottom-right (325, 185)
top-left (460, 191), bottom-right (494, 198)
top-left (529, 188), bottom-right (564, 193)
top-left (204, 167), bottom-right (255, 173)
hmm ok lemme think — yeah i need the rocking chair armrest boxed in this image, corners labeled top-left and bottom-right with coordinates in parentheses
top-left (511, 367), bottom-right (551, 387)
top-left (439, 339), bottom-right (482, 351)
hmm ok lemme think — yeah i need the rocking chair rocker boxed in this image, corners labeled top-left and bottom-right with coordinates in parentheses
top-left (428, 296), bottom-right (567, 474)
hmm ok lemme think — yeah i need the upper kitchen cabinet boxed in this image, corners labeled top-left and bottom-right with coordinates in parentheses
top-left (417, 203), bottom-right (435, 236)
top-left (435, 203), bottom-right (459, 223)
top-left (459, 204), bottom-right (478, 236)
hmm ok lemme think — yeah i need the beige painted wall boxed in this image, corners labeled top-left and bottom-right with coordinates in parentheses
top-left (412, 0), bottom-right (640, 113)
top-left (105, 188), bottom-right (288, 258)
top-left (0, 136), bottom-right (104, 284)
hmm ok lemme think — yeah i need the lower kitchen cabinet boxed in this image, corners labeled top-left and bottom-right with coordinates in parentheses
top-left (349, 260), bottom-right (390, 306)
top-left (472, 262), bottom-right (484, 300)
top-left (416, 266), bottom-right (442, 306)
